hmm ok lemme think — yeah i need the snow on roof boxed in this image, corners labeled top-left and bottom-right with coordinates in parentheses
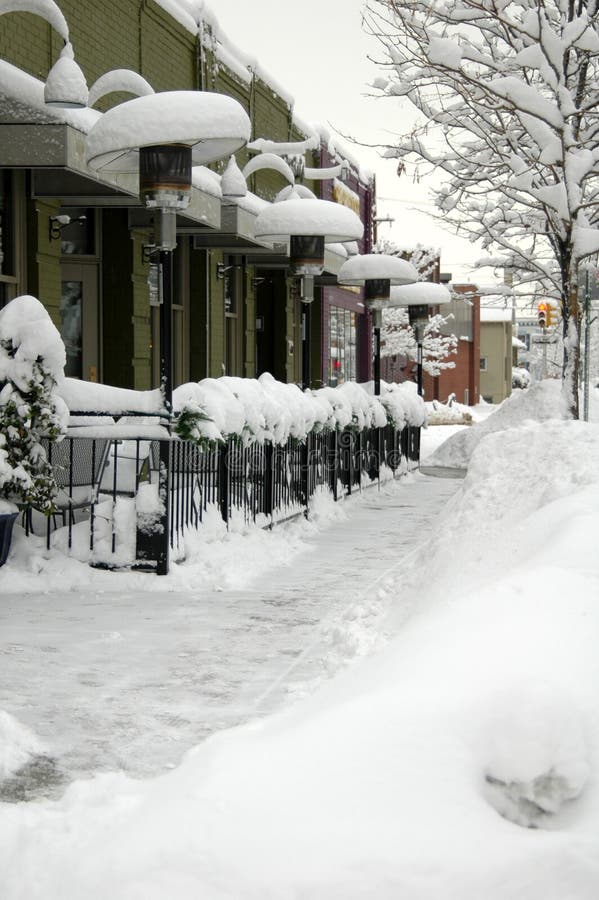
top-left (192, 165), bottom-right (222, 198)
top-left (247, 137), bottom-right (319, 155)
top-left (480, 307), bottom-right (513, 323)
top-left (312, 123), bottom-right (375, 185)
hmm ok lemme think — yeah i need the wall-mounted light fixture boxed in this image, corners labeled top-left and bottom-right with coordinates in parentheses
top-left (48, 213), bottom-right (86, 241)
top-left (216, 262), bottom-right (243, 280)
top-left (0, 0), bottom-right (88, 107)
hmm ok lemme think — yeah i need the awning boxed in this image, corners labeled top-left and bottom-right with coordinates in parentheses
top-left (0, 123), bottom-right (221, 229)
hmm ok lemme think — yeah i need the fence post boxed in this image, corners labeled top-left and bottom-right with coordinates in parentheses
top-left (134, 439), bottom-right (170, 574)
top-left (413, 426), bottom-right (421, 466)
top-left (218, 441), bottom-right (230, 525)
top-left (301, 434), bottom-right (311, 515)
top-left (263, 442), bottom-right (274, 520)
top-left (328, 430), bottom-right (338, 501)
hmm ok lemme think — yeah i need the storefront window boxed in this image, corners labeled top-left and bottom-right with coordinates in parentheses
top-left (329, 305), bottom-right (357, 386)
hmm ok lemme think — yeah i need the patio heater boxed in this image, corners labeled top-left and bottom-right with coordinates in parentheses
top-left (86, 90), bottom-right (251, 411)
top-left (336, 254), bottom-right (418, 395)
top-left (386, 281), bottom-right (452, 396)
top-left (86, 90), bottom-right (250, 575)
top-left (253, 198), bottom-right (364, 390)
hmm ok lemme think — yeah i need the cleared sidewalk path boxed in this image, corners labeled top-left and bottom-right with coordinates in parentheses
top-left (0, 471), bottom-right (459, 801)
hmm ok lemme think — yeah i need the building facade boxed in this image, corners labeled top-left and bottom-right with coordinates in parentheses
top-left (0, 0), bottom-right (376, 393)
top-left (479, 307), bottom-right (513, 403)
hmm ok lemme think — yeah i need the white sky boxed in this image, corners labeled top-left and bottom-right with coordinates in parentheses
top-left (208, 0), bottom-right (483, 283)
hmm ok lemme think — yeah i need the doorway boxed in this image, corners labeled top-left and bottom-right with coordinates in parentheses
top-left (60, 262), bottom-right (99, 381)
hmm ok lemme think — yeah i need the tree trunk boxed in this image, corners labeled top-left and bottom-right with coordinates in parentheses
top-left (562, 277), bottom-right (581, 419)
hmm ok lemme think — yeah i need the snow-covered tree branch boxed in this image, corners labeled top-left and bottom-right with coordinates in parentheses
top-left (382, 307), bottom-right (458, 376)
top-left (365, 0), bottom-right (599, 416)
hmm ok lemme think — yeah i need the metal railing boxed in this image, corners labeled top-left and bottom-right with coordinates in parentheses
top-left (25, 424), bottom-right (420, 574)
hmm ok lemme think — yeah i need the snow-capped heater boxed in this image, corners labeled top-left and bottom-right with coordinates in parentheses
top-left (290, 235), bottom-right (325, 276)
top-left (139, 144), bottom-right (193, 210)
top-left (365, 279), bottom-right (391, 302)
top-left (253, 197), bottom-right (364, 277)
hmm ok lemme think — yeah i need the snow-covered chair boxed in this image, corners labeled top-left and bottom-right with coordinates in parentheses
top-left (43, 436), bottom-right (112, 528)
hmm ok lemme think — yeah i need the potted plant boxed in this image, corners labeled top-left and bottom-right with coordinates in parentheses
top-left (0, 295), bottom-right (67, 566)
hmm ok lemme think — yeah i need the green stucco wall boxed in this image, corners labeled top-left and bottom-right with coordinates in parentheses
top-left (1, 1), bottom-right (318, 388)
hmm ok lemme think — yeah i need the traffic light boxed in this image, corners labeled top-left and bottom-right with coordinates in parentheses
top-left (546, 302), bottom-right (557, 326)
top-left (537, 302), bottom-right (548, 328)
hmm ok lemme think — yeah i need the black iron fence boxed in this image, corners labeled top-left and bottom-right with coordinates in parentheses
top-left (24, 424), bottom-right (420, 574)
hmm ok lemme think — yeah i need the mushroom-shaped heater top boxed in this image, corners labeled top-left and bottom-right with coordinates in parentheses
top-left (337, 253), bottom-right (418, 288)
top-left (383, 282), bottom-right (452, 332)
top-left (86, 91), bottom-right (251, 173)
top-left (386, 281), bottom-right (451, 307)
top-left (254, 198), bottom-right (363, 243)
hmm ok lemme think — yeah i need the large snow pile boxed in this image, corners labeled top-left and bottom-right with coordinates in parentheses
top-left (425, 379), bottom-right (564, 467)
top-left (0, 414), bottom-right (598, 897)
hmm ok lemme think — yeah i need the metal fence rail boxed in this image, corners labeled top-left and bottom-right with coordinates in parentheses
top-left (25, 424), bottom-right (420, 574)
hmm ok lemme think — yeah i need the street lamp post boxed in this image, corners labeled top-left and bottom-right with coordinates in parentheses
top-left (86, 90), bottom-right (250, 573)
top-left (387, 282), bottom-right (453, 398)
top-left (337, 254), bottom-right (419, 395)
top-left (254, 198), bottom-right (364, 391)
top-left (86, 90), bottom-right (251, 410)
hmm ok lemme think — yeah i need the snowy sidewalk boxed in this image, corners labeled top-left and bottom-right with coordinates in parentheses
top-left (0, 471), bottom-right (458, 801)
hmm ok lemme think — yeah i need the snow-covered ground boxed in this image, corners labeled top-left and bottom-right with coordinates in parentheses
top-left (1, 382), bottom-right (599, 899)
top-left (0, 474), bottom-right (458, 798)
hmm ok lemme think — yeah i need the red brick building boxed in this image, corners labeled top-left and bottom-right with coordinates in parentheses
top-left (424, 285), bottom-right (480, 406)
top-left (383, 282), bottom-right (480, 407)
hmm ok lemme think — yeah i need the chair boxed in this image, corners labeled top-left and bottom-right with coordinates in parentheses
top-left (43, 437), bottom-right (112, 528)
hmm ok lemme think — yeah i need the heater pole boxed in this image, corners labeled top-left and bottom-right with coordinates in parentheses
top-left (159, 247), bottom-right (173, 414)
top-left (374, 326), bottom-right (381, 396)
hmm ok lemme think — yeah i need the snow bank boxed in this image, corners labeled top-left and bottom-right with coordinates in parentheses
top-left (1, 414), bottom-right (598, 896)
top-left (426, 380), bottom-right (564, 466)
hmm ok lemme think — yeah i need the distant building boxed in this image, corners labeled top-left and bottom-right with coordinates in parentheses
top-left (479, 307), bottom-right (513, 403)
top-left (424, 284), bottom-right (481, 407)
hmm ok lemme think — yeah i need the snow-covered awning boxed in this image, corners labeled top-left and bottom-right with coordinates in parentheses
top-left (0, 63), bottom-right (222, 229)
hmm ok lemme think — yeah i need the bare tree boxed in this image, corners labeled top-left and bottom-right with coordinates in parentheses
top-left (365, 0), bottom-right (599, 417)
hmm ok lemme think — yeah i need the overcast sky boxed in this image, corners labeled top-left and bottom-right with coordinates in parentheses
top-left (209, 0), bottom-right (483, 282)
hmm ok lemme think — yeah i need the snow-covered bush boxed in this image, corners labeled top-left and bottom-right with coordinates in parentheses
top-left (0, 296), bottom-right (67, 513)
top-left (172, 376), bottom-right (425, 447)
